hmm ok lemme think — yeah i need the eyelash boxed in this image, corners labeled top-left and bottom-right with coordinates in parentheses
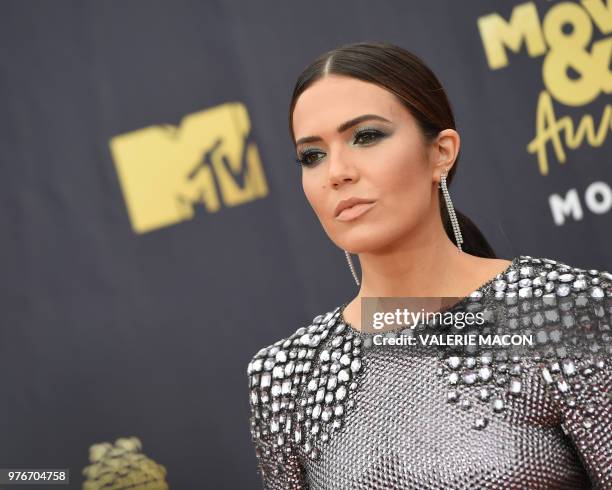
top-left (296, 126), bottom-right (388, 168)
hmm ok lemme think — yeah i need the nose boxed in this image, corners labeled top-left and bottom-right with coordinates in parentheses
top-left (328, 146), bottom-right (359, 187)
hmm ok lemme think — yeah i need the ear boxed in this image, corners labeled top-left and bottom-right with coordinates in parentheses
top-left (430, 129), bottom-right (460, 184)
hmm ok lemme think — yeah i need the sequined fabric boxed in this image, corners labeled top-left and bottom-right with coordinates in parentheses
top-left (247, 255), bottom-right (612, 489)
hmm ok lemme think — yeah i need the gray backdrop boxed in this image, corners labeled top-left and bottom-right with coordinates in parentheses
top-left (1, 0), bottom-right (610, 488)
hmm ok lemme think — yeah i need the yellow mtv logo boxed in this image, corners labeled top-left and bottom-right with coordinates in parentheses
top-left (109, 102), bottom-right (268, 234)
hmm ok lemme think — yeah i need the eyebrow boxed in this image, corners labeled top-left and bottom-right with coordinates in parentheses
top-left (295, 114), bottom-right (392, 146)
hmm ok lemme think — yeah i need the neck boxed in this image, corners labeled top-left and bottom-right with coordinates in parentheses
top-left (355, 219), bottom-right (476, 298)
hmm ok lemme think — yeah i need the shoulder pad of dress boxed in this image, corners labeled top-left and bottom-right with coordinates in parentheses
top-left (434, 254), bottom-right (611, 429)
top-left (246, 305), bottom-right (364, 460)
top-left (516, 254), bottom-right (612, 296)
top-left (520, 255), bottom-right (611, 415)
top-left (247, 307), bottom-right (342, 379)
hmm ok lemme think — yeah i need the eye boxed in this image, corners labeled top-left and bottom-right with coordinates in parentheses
top-left (296, 148), bottom-right (325, 168)
top-left (352, 127), bottom-right (386, 145)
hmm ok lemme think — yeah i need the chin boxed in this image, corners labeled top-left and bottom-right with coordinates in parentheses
top-left (336, 232), bottom-right (398, 255)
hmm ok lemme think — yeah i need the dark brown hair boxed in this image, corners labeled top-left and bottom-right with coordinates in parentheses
top-left (288, 41), bottom-right (496, 258)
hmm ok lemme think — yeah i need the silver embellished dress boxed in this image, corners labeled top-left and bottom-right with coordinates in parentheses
top-left (247, 255), bottom-right (612, 489)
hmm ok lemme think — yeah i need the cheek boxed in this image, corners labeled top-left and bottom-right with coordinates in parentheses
top-left (372, 140), bottom-right (431, 209)
top-left (355, 147), bottom-right (432, 245)
top-left (302, 173), bottom-right (326, 216)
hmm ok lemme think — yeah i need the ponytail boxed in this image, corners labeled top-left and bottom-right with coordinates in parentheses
top-left (439, 193), bottom-right (497, 258)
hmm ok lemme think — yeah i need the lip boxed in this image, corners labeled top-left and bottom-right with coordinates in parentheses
top-left (335, 197), bottom-right (377, 221)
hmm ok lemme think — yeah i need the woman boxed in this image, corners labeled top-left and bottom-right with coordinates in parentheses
top-left (246, 42), bottom-right (611, 489)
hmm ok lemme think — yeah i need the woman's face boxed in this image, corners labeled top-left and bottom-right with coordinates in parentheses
top-left (292, 74), bottom-right (455, 254)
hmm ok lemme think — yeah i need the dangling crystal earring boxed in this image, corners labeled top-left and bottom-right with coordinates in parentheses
top-left (440, 170), bottom-right (463, 251)
top-left (344, 250), bottom-right (361, 286)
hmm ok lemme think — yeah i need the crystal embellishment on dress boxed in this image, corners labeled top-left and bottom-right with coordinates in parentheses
top-left (434, 255), bottom-right (612, 430)
top-left (248, 254), bottom-right (612, 488)
top-left (248, 307), bottom-right (365, 462)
